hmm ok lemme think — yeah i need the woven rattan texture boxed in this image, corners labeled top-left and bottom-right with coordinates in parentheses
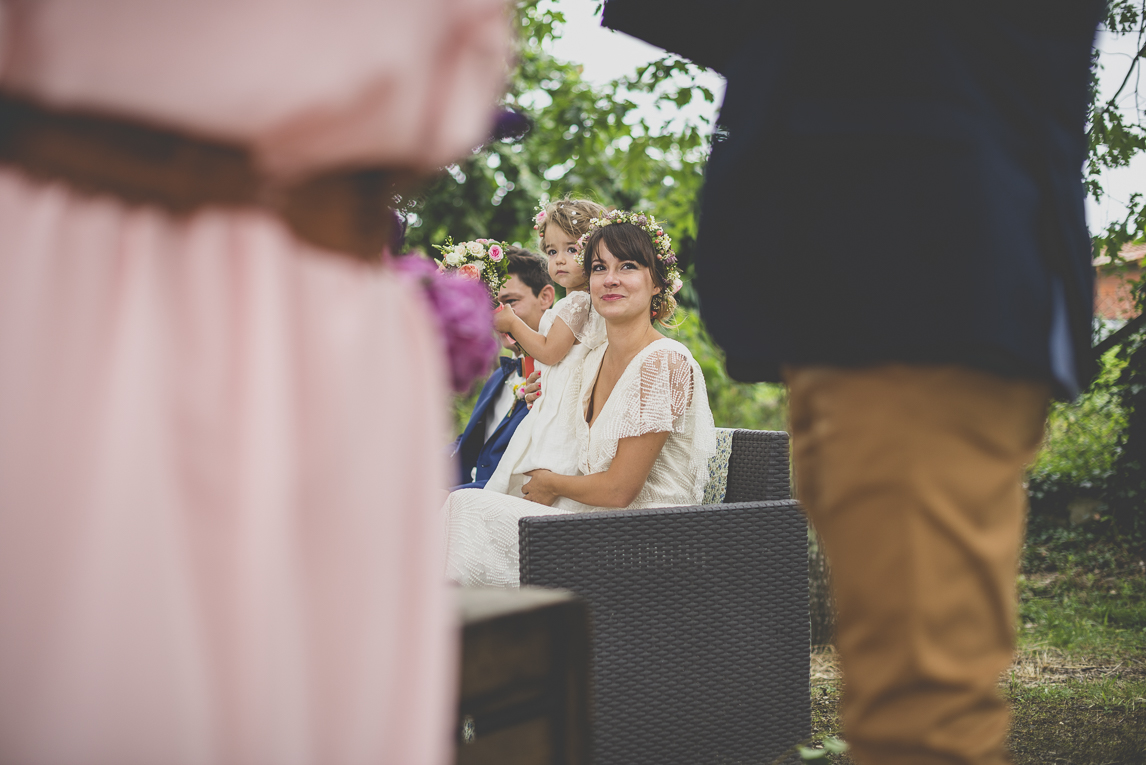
top-left (520, 499), bottom-right (809, 765)
top-left (724, 429), bottom-right (791, 503)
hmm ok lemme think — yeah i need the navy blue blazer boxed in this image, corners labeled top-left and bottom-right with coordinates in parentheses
top-left (452, 361), bottom-right (529, 490)
top-left (604, 0), bottom-right (1103, 397)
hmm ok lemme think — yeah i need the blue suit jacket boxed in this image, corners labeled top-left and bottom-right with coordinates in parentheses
top-left (452, 362), bottom-right (529, 490)
top-left (604, 0), bottom-right (1103, 397)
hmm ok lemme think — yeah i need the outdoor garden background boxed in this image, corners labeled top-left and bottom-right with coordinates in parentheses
top-left (401, 3), bottom-right (1146, 761)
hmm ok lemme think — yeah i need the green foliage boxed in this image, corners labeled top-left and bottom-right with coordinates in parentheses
top-left (1105, 279), bottom-right (1146, 540)
top-left (451, 380), bottom-right (485, 436)
top-left (1029, 348), bottom-right (1128, 491)
top-left (400, 0), bottom-right (715, 277)
top-left (798, 737), bottom-right (848, 761)
top-left (1027, 278), bottom-right (1146, 548)
top-left (1089, 0), bottom-right (1146, 262)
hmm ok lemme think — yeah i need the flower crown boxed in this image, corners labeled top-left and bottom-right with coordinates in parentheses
top-left (575, 210), bottom-right (683, 294)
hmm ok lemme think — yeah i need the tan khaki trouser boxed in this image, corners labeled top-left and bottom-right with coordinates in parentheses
top-left (785, 364), bottom-right (1049, 765)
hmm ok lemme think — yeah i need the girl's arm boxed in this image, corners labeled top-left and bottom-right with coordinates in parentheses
top-left (493, 308), bottom-right (576, 366)
top-left (522, 431), bottom-right (671, 508)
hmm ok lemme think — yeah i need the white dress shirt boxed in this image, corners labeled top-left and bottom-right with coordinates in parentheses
top-left (485, 363), bottom-right (522, 443)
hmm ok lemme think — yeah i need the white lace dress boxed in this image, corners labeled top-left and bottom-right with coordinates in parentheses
top-left (445, 337), bottom-right (717, 587)
top-left (484, 291), bottom-right (605, 497)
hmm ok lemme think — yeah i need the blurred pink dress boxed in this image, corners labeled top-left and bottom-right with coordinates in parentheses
top-left (0, 2), bottom-right (509, 764)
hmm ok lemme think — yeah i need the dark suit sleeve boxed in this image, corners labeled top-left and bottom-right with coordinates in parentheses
top-left (454, 369), bottom-right (505, 485)
top-left (601, 0), bottom-right (766, 74)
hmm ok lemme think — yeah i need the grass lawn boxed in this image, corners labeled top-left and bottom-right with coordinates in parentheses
top-left (804, 555), bottom-right (1146, 764)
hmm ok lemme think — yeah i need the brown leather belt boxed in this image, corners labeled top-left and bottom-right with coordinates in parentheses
top-left (0, 93), bottom-right (401, 259)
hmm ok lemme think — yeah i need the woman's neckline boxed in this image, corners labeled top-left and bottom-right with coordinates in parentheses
top-left (584, 336), bottom-right (673, 427)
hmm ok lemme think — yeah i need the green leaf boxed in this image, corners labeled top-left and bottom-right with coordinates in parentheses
top-left (823, 737), bottom-right (849, 754)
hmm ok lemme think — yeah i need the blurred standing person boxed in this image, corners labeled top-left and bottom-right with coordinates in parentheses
top-left (0, 2), bottom-right (509, 764)
top-left (602, 1), bottom-right (1103, 763)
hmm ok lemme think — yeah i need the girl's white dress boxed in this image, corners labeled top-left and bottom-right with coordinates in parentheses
top-left (445, 337), bottom-right (717, 587)
top-left (484, 290), bottom-right (605, 497)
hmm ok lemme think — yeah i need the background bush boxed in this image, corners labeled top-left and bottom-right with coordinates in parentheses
top-left (1026, 348), bottom-right (1128, 523)
top-left (1026, 276), bottom-right (1145, 559)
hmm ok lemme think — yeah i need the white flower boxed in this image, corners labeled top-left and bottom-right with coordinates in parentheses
top-left (444, 250), bottom-right (464, 267)
top-left (467, 241), bottom-right (484, 256)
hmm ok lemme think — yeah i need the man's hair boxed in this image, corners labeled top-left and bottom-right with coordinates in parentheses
top-left (504, 247), bottom-right (552, 296)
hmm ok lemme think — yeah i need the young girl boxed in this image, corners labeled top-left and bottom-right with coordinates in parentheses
top-left (485, 197), bottom-right (607, 496)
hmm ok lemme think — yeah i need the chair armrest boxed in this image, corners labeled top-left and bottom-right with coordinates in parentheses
top-left (726, 429), bottom-right (791, 502)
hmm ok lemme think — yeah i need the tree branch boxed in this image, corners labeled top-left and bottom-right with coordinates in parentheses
top-left (1094, 310), bottom-right (1146, 355)
top-left (1088, 41), bottom-right (1146, 137)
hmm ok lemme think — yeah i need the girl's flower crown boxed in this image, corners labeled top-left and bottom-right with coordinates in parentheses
top-left (575, 210), bottom-right (683, 294)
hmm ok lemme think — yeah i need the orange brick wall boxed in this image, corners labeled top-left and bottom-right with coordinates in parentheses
top-left (1095, 265), bottom-right (1142, 320)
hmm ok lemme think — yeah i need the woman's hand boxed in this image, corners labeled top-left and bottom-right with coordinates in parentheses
top-left (521, 371), bottom-right (541, 406)
top-left (492, 304), bottom-right (520, 334)
top-left (522, 469), bottom-right (559, 506)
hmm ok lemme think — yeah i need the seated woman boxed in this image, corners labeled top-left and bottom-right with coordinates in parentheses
top-left (445, 211), bottom-right (716, 587)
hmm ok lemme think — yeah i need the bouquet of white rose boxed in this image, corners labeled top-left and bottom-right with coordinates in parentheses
top-left (432, 238), bottom-right (509, 302)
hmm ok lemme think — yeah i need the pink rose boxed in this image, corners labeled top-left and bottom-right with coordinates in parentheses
top-left (488, 244), bottom-right (503, 261)
top-left (458, 263), bottom-right (483, 280)
top-left (672, 278), bottom-right (683, 294)
top-left (476, 238), bottom-right (489, 244)
top-left (437, 261), bottom-right (446, 273)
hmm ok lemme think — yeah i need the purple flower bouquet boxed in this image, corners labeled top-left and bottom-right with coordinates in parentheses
top-left (393, 254), bottom-right (498, 394)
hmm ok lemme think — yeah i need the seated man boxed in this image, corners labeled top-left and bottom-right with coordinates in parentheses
top-left (452, 247), bottom-right (554, 489)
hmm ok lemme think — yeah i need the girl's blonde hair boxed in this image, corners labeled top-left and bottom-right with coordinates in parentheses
top-left (536, 197), bottom-right (606, 244)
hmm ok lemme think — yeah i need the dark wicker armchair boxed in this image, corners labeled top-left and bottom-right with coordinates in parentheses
top-left (519, 429), bottom-right (810, 765)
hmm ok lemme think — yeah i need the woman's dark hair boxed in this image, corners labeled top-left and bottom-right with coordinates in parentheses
top-left (581, 222), bottom-right (676, 324)
top-left (504, 247), bottom-right (552, 296)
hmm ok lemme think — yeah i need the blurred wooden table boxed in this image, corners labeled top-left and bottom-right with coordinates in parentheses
top-left (456, 586), bottom-right (591, 765)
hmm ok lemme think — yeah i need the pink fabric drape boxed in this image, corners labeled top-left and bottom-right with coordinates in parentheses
top-left (0, 2), bottom-right (510, 763)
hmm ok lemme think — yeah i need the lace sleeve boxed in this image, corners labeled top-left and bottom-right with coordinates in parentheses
top-left (605, 348), bottom-right (694, 441)
top-left (553, 291), bottom-right (593, 340)
top-left (637, 349), bottom-right (694, 434)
